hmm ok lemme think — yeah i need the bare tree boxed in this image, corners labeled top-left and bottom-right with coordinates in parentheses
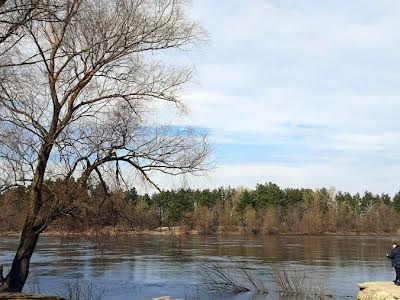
top-left (0, 0), bottom-right (45, 45)
top-left (0, 0), bottom-right (209, 292)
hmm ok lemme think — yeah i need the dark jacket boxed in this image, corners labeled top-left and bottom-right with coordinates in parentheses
top-left (388, 246), bottom-right (400, 268)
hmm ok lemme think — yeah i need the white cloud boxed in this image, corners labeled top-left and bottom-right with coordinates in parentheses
top-left (180, 89), bottom-right (400, 134)
top-left (190, 0), bottom-right (400, 56)
top-left (148, 0), bottom-right (400, 194)
top-left (186, 161), bottom-right (400, 196)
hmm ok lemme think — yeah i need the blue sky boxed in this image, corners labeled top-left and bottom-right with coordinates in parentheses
top-left (157, 0), bottom-right (400, 195)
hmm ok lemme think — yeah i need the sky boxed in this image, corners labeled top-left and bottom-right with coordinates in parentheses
top-left (157, 0), bottom-right (400, 195)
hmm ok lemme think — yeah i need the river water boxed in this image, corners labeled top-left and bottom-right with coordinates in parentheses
top-left (0, 235), bottom-right (397, 299)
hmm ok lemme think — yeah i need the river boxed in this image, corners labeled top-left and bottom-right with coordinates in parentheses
top-left (0, 234), bottom-right (397, 299)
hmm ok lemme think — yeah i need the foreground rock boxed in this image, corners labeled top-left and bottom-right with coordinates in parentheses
top-left (358, 282), bottom-right (400, 300)
top-left (0, 293), bottom-right (64, 300)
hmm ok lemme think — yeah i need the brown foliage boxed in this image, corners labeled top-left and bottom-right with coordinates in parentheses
top-left (216, 202), bottom-right (240, 233)
top-left (192, 205), bottom-right (216, 234)
top-left (1, 187), bottom-right (400, 236)
top-left (0, 188), bottom-right (27, 231)
top-left (360, 203), bottom-right (399, 233)
top-left (260, 207), bottom-right (281, 234)
top-left (116, 198), bottom-right (158, 231)
top-left (243, 205), bottom-right (259, 234)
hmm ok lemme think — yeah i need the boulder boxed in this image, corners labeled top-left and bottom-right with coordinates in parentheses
top-left (358, 282), bottom-right (400, 300)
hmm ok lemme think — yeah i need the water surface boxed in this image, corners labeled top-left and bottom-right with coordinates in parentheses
top-left (0, 235), bottom-right (397, 299)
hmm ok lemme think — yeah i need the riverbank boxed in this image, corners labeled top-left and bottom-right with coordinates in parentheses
top-left (1, 226), bottom-right (399, 237)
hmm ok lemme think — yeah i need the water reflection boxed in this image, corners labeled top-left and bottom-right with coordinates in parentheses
top-left (0, 235), bottom-right (398, 299)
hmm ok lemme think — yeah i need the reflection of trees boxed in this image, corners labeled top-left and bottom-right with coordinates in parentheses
top-left (2, 234), bottom-right (392, 288)
top-left (184, 235), bottom-right (391, 269)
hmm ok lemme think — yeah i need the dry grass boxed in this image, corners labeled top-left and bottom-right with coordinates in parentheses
top-left (200, 259), bottom-right (332, 298)
top-left (62, 280), bottom-right (105, 300)
top-left (24, 275), bottom-right (105, 300)
top-left (199, 257), bottom-right (268, 295)
top-left (270, 264), bottom-right (332, 299)
top-left (271, 264), bottom-right (307, 296)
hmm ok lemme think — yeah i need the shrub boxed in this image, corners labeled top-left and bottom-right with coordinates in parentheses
top-left (118, 198), bottom-right (157, 230)
top-left (192, 205), bottom-right (216, 234)
top-left (260, 207), bottom-right (281, 234)
top-left (243, 205), bottom-right (259, 234)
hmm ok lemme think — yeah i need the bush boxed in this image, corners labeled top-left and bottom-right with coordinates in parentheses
top-left (216, 202), bottom-right (240, 233)
top-left (117, 198), bottom-right (157, 230)
top-left (300, 201), bottom-right (323, 234)
top-left (243, 205), bottom-right (259, 234)
top-left (0, 188), bottom-right (27, 231)
top-left (260, 207), bottom-right (281, 234)
top-left (192, 205), bottom-right (216, 234)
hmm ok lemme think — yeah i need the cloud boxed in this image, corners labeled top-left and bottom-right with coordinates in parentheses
top-left (190, 0), bottom-right (400, 57)
top-left (186, 160), bottom-right (400, 196)
top-left (150, 0), bottom-right (400, 194)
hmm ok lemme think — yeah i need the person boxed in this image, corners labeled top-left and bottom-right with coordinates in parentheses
top-left (387, 242), bottom-right (400, 285)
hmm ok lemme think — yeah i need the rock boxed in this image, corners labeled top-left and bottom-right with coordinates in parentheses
top-left (358, 282), bottom-right (400, 300)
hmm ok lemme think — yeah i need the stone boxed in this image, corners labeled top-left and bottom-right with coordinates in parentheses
top-left (358, 282), bottom-right (400, 300)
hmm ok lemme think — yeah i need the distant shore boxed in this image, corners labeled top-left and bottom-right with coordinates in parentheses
top-left (1, 226), bottom-right (399, 238)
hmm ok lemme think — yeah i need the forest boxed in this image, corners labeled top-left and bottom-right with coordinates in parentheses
top-left (1, 181), bottom-right (399, 235)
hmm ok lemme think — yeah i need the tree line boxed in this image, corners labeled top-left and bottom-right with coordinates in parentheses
top-left (2, 181), bottom-right (400, 234)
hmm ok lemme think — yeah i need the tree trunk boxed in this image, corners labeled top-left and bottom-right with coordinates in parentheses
top-left (0, 144), bottom-right (52, 293)
top-left (0, 223), bottom-right (39, 292)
